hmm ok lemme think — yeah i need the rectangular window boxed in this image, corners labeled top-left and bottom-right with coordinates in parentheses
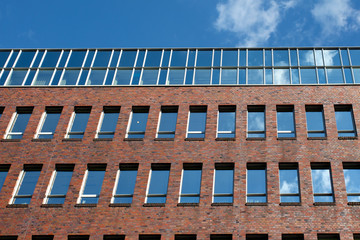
top-left (5, 107), bottom-right (33, 139)
top-left (0, 164), bottom-right (10, 192)
top-left (354, 234), bottom-right (360, 240)
top-left (32, 236), bottom-right (54, 240)
top-left (11, 164), bottom-right (42, 204)
top-left (306, 105), bottom-right (326, 138)
top-left (156, 106), bottom-right (178, 139)
top-left (44, 164), bottom-right (74, 204)
top-left (126, 106), bottom-right (149, 139)
top-left (282, 234), bottom-right (304, 240)
top-left (343, 162), bottom-right (360, 202)
top-left (217, 105), bottom-right (236, 138)
top-left (112, 163), bottom-right (138, 204)
top-left (103, 235), bottom-right (125, 240)
top-left (0, 107), bottom-right (4, 119)
top-left (247, 105), bottom-right (265, 138)
top-left (317, 234), bottom-right (340, 240)
top-left (279, 163), bottom-right (300, 203)
top-left (68, 236), bottom-right (89, 240)
top-left (187, 106), bottom-right (207, 139)
top-left (0, 237), bottom-right (18, 240)
top-left (66, 106), bottom-right (91, 139)
top-left (139, 235), bottom-right (161, 240)
top-left (179, 163), bottom-right (202, 204)
top-left (210, 235), bottom-right (232, 240)
top-left (247, 163), bottom-right (267, 203)
top-left (277, 105), bottom-right (296, 138)
top-left (35, 106), bottom-right (62, 139)
top-left (311, 163), bottom-right (334, 203)
top-left (213, 163), bottom-right (234, 203)
top-left (146, 164), bottom-right (170, 204)
top-left (96, 106), bottom-right (120, 139)
top-left (77, 164), bottom-right (106, 204)
top-left (175, 235), bottom-right (196, 240)
top-left (335, 105), bottom-right (357, 137)
top-left (246, 234), bottom-right (268, 240)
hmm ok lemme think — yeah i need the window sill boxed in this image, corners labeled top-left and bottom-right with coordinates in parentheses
top-left (307, 137), bottom-right (327, 140)
top-left (177, 203), bottom-right (199, 207)
top-left (245, 202), bottom-right (268, 206)
top-left (93, 138), bottom-right (113, 141)
top-left (246, 137), bottom-right (266, 141)
top-left (74, 203), bottom-right (97, 208)
top-left (211, 202), bottom-right (233, 206)
top-left (1, 139), bottom-right (21, 142)
top-left (348, 202), bottom-right (360, 206)
top-left (185, 138), bottom-right (204, 141)
top-left (62, 138), bottom-right (82, 142)
top-left (40, 204), bottom-right (63, 208)
top-left (32, 139), bottom-right (52, 142)
top-left (313, 202), bottom-right (336, 206)
top-left (279, 202), bottom-right (301, 206)
top-left (6, 204), bottom-right (28, 208)
top-left (215, 138), bottom-right (236, 141)
top-left (277, 137), bottom-right (297, 140)
top-left (143, 203), bottom-right (165, 207)
top-left (124, 138), bottom-right (144, 141)
top-left (109, 203), bottom-right (131, 207)
top-left (154, 138), bottom-right (174, 141)
top-left (338, 136), bottom-right (358, 140)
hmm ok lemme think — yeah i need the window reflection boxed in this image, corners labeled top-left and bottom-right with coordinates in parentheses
top-left (171, 50), bottom-right (187, 66)
top-left (196, 50), bottom-right (212, 67)
top-left (222, 50), bottom-right (238, 66)
top-left (299, 50), bottom-right (315, 66)
top-left (323, 50), bottom-right (341, 66)
top-left (145, 51), bottom-right (162, 67)
top-left (248, 50), bottom-right (263, 66)
top-left (274, 69), bottom-right (290, 84)
top-left (194, 69), bottom-right (211, 84)
top-left (273, 50), bottom-right (289, 66)
top-left (221, 69), bottom-right (237, 84)
top-left (248, 69), bottom-right (263, 84)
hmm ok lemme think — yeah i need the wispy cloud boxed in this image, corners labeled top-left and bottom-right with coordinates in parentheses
top-left (311, 0), bottom-right (360, 36)
top-left (18, 29), bottom-right (36, 42)
top-left (214, 0), bottom-right (298, 47)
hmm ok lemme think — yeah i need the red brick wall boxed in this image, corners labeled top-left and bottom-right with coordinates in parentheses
top-left (0, 85), bottom-right (359, 240)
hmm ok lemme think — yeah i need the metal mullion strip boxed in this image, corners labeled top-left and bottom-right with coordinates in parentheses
top-left (10, 170), bottom-right (25, 204)
top-left (347, 48), bottom-right (352, 66)
top-left (184, 49), bottom-right (189, 85)
top-left (12, 49), bottom-right (22, 68)
top-left (246, 49), bottom-right (248, 85)
top-left (113, 194), bottom-right (133, 198)
top-left (3, 50), bottom-right (13, 68)
top-left (139, 49), bottom-right (146, 85)
top-left (237, 49), bottom-right (240, 84)
top-left (211, 49), bottom-right (214, 85)
top-left (38, 50), bottom-right (47, 68)
top-left (50, 50), bottom-right (64, 86)
top-left (129, 50), bottom-right (139, 86)
top-left (219, 49), bottom-right (223, 84)
top-left (165, 50), bottom-right (172, 85)
top-left (156, 50), bottom-right (165, 85)
top-left (77, 169), bottom-right (89, 204)
top-left (117, 50), bottom-right (122, 67)
top-left (145, 169), bottom-right (152, 203)
top-left (111, 169), bottom-right (121, 203)
top-left (21, 68), bottom-right (31, 86)
top-left (296, 49), bottom-right (301, 84)
top-left (44, 170), bottom-right (57, 203)
top-left (178, 168), bottom-right (184, 202)
top-left (84, 50), bottom-right (95, 86)
top-left (29, 50), bottom-right (38, 68)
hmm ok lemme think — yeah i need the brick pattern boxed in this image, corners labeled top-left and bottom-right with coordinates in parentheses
top-left (0, 86), bottom-right (359, 239)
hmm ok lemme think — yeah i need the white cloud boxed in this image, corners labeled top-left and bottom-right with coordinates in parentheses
top-left (311, 0), bottom-right (360, 36)
top-left (214, 0), bottom-right (298, 47)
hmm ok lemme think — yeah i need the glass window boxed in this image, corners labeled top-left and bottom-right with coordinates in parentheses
top-left (157, 106), bottom-right (178, 139)
top-left (175, 235), bottom-right (197, 240)
top-left (274, 50), bottom-right (289, 66)
top-left (196, 50), bottom-right (212, 67)
top-left (11, 165), bottom-right (42, 204)
top-left (139, 235), bottom-right (161, 240)
top-left (32, 236), bottom-right (54, 240)
top-left (217, 106), bottom-right (236, 138)
top-left (171, 50), bottom-right (187, 66)
top-left (335, 105), bottom-right (357, 137)
top-left (246, 235), bottom-right (268, 240)
top-left (0, 51), bottom-right (11, 68)
top-left (354, 234), bottom-right (360, 240)
top-left (179, 163), bottom-right (202, 203)
top-left (279, 163), bottom-right (300, 203)
top-left (6, 70), bottom-right (28, 86)
top-left (144, 50), bottom-right (162, 67)
top-left (5, 107), bottom-right (33, 139)
top-left (44, 164), bottom-right (74, 204)
top-left (248, 50), bottom-right (263, 66)
top-left (277, 106), bottom-right (295, 138)
top-left (96, 106), bottom-right (120, 139)
top-left (66, 107), bottom-right (91, 139)
top-left (67, 51), bottom-right (86, 67)
top-left (36, 107), bottom-right (62, 139)
top-left (168, 69), bottom-right (185, 85)
top-left (141, 69), bottom-right (159, 85)
top-left (247, 163), bottom-right (267, 203)
top-left (211, 235), bottom-right (232, 240)
top-left (317, 234), bottom-right (339, 240)
top-left (194, 69), bottom-right (211, 85)
top-left (222, 50), bottom-right (238, 66)
top-left (326, 68), bottom-right (344, 84)
top-left (311, 163), bottom-right (334, 202)
top-left (247, 106), bottom-right (265, 138)
top-left (86, 70), bottom-right (106, 85)
top-left (113, 69), bottom-right (132, 85)
top-left (59, 69), bottom-right (80, 85)
top-left (103, 235), bottom-right (125, 240)
top-left (343, 162), bottom-right (360, 202)
top-left (299, 50), bottom-right (315, 66)
top-left (0, 165), bottom-right (10, 192)
top-left (274, 69), bottom-right (290, 84)
top-left (248, 69), bottom-right (263, 84)
top-left (32, 70), bottom-right (54, 85)
top-left (306, 105), bottom-right (326, 138)
top-left (187, 106), bottom-right (207, 139)
top-left (112, 164), bottom-right (138, 204)
top-left (315, 50), bottom-right (324, 66)
top-left (15, 51), bottom-right (36, 68)
top-left (213, 163), bottom-right (234, 203)
top-left (78, 164), bottom-right (106, 204)
top-left (146, 164), bottom-right (170, 204)
top-left (221, 69), bottom-right (237, 84)
top-left (119, 50), bottom-right (137, 67)
top-left (323, 50), bottom-right (341, 66)
top-left (126, 106), bottom-right (149, 139)
top-left (68, 236), bottom-right (89, 240)
top-left (282, 234), bottom-right (304, 240)
top-left (300, 68), bottom-right (317, 84)
top-left (41, 51), bottom-right (61, 68)
top-left (350, 49), bottom-right (360, 66)
top-left (93, 50), bottom-right (112, 67)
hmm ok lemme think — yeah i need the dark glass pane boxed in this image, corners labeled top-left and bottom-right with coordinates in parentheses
top-left (119, 50), bottom-right (137, 67)
top-left (299, 50), bottom-right (315, 66)
top-left (277, 111), bottom-right (295, 138)
top-left (341, 49), bottom-right (350, 66)
top-left (148, 169), bottom-right (170, 195)
top-left (265, 50), bottom-right (272, 66)
top-left (0, 70), bottom-right (10, 85)
top-left (171, 50), bottom-right (187, 66)
top-left (131, 69), bottom-right (141, 85)
top-left (161, 51), bottom-right (170, 67)
top-left (247, 169), bottom-right (266, 195)
top-left (196, 50), bottom-right (212, 67)
top-left (0, 170), bottom-right (8, 192)
top-left (24, 70), bottom-right (35, 85)
top-left (0, 51), bottom-right (11, 68)
top-left (6, 70), bottom-right (27, 85)
top-left (335, 109), bottom-right (356, 136)
top-left (318, 68), bottom-right (326, 84)
top-left (129, 112), bottom-right (148, 132)
top-left (50, 70), bottom-right (62, 85)
top-left (248, 50), bottom-right (263, 66)
top-left (291, 68), bottom-right (300, 84)
top-left (71, 112), bottom-right (90, 133)
top-left (11, 113), bottom-right (31, 134)
top-left (110, 51), bottom-right (120, 67)
top-left (180, 169), bottom-right (201, 202)
top-left (15, 51), bottom-right (36, 68)
top-left (212, 69), bottom-right (220, 84)
top-left (50, 171), bottom-right (73, 196)
top-left (158, 69), bottom-right (167, 85)
top-left (84, 50), bottom-right (95, 67)
top-left (32, 51), bottom-right (44, 68)
top-left (82, 170), bottom-right (105, 203)
top-left (344, 68), bottom-right (353, 84)
top-left (135, 50), bottom-right (145, 67)
top-left (93, 50), bottom-right (112, 67)
top-left (141, 69), bottom-right (158, 85)
top-left (47, 197), bottom-right (66, 204)
top-left (265, 69), bottom-right (272, 84)
top-left (99, 112), bottom-right (119, 133)
top-left (77, 70), bottom-right (89, 85)
top-left (194, 69), bottom-right (211, 84)
top-left (105, 70), bottom-right (115, 85)
top-left (187, 50), bottom-right (196, 67)
top-left (326, 68), bottom-right (343, 83)
top-left (214, 168), bottom-right (233, 202)
top-left (116, 169), bottom-right (137, 195)
top-left (274, 50), bottom-right (289, 66)
top-left (158, 112), bottom-right (177, 138)
top-left (222, 50), bottom-right (238, 66)
top-left (145, 51), bottom-right (162, 67)
top-left (39, 112), bottom-right (61, 138)
top-left (248, 69), bottom-right (263, 84)
top-left (300, 69), bottom-right (317, 84)
top-left (239, 69), bottom-right (246, 84)
top-left (213, 50), bottom-right (221, 67)
top-left (168, 69), bottom-right (185, 84)
top-left (239, 50), bottom-right (246, 66)
top-left (67, 51), bottom-right (86, 67)
top-left (86, 70), bottom-right (106, 85)
top-left (354, 68), bottom-right (360, 83)
top-left (221, 69), bottom-right (237, 84)
top-left (58, 51), bottom-right (69, 67)
top-left (185, 69), bottom-right (193, 85)
top-left (188, 111), bottom-right (206, 138)
top-left (17, 171), bottom-right (41, 196)
top-left (114, 69), bottom-right (132, 85)
top-left (7, 50), bottom-right (20, 67)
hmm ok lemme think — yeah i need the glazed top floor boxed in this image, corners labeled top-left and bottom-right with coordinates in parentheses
top-left (1, 47), bottom-right (360, 86)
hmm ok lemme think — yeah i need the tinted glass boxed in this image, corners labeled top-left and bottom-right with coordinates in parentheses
top-left (14, 170), bottom-right (41, 204)
top-left (247, 169), bottom-right (266, 203)
top-left (306, 109), bottom-right (326, 137)
top-left (0, 51), bottom-right (11, 67)
top-left (318, 68), bottom-right (326, 84)
top-left (0, 170), bottom-right (8, 192)
top-left (214, 168), bottom-right (233, 203)
top-left (194, 69), bottom-right (211, 84)
top-left (41, 51), bottom-right (61, 67)
top-left (300, 69), bottom-right (317, 84)
top-left (350, 49), bottom-right (360, 65)
top-left (290, 49), bottom-right (298, 66)
top-left (158, 111), bottom-right (178, 138)
top-left (299, 50), bottom-right (315, 66)
top-left (168, 69), bottom-right (185, 84)
top-left (291, 68), bottom-right (300, 84)
top-left (69, 112), bottom-right (90, 138)
top-left (98, 112), bottom-right (119, 138)
top-left (128, 112), bottom-right (149, 139)
top-left (67, 51), bottom-right (86, 67)
top-left (15, 51), bottom-right (36, 67)
top-left (248, 50), bottom-right (263, 66)
top-left (335, 108), bottom-right (356, 137)
top-left (161, 51), bottom-right (170, 67)
top-left (274, 69), bottom-right (290, 84)
top-left (218, 111), bottom-right (235, 138)
top-left (248, 111), bottom-right (265, 138)
top-left (213, 50), bottom-right (221, 66)
top-left (274, 50), bottom-right (289, 66)
top-left (180, 169), bottom-right (202, 203)
top-left (311, 168), bottom-right (334, 202)
top-left (59, 70), bottom-right (80, 85)
top-left (38, 112), bottom-right (61, 139)
top-left (81, 170), bottom-right (105, 204)
top-left (8, 112), bottom-right (31, 139)
top-left (87, 70), bottom-right (106, 85)
top-left (248, 69), bottom-right (263, 84)
top-left (136, 50), bottom-right (145, 67)
top-left (221, 69), bottom-right (237, 84)
top-left (119, 51), bottom-right (137, 67)
top-left (145, 51), bottom-right (162, 67)
top-left (188, 111), bottom-right (206, 138)
top-left (6, 70), bottom-right (27, 85)
top-left (141, 69), bottom-right (158, 85)
top-left (344, 68), bottom-right (353, 84)
top-left (326, 68), bottom-right (343, 84)
top-left (93, 51), bottom-right (112, 67)
top-left (344, 168), bottom-right (360, 202)
top-left (114, 168), bottom-right (138, 204)
top-left (114, 69), bottom-right (132, 85)
top-left (171, 51), bottom-right (187, 66)
top-left (196, 50), bottom-right (212, 66)
top-left (280, 169), bottom-right (300, 202)
top-left (47, 170), bottom-right (73, 204)
top-left (33, 70), bottom-right (54, 85)
top-left (277, 110), bottom-right (295, 137)
top-left (147, 169), bottom-right (170, 203)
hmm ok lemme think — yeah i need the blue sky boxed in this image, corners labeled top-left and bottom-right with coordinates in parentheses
top-left (1, 0), bottom-right (360, 48)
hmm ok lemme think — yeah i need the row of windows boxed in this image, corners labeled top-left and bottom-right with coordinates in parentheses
top-left (1, 104), bottom-right (357, 140)
top-left (1, 48), bottom-right (360, 86)
top-left (1, 162), bottom-right (359, 206)
top-left (0, 233), bottom-right (355, 240)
